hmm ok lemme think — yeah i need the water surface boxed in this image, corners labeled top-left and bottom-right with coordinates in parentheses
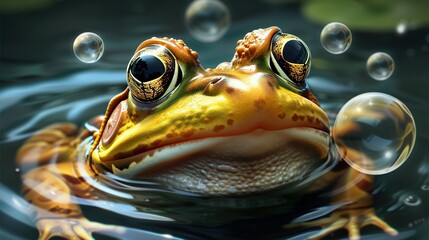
top-left (1, 1), bottom-right (428, 239)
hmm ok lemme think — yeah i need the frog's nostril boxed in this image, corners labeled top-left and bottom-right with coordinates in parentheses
top-left (210, 76), bottom-right (225, 85)
top-left (203, 76), bottom-right (229, 96)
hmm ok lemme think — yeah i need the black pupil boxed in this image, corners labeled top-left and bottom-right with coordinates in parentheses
top-left (130, 55), bottom-right (165, 82)
top-left (283, 40), bottom-right (307, 64)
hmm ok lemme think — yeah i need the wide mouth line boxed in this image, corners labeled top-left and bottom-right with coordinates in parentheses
top-left (101, 126), bottom-right (329, 164)
top-left (97, 127), bottom-right (330, 177)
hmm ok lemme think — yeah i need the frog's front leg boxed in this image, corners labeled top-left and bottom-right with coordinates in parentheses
top-left (286, 164), bottom-right (398, 240)
top-left (22, 164), bottom-right (108, 240)
top-left (17, 123), bottom-right (114, 239)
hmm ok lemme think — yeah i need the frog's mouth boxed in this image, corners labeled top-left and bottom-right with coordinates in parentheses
top-left (94, 127), bottom-right (330, 195)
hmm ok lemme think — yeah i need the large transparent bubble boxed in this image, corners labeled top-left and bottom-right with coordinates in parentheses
top-left (185, 0), bottom-right (230, 42)
top-left (320, 22), bottom-right (352, 54)
top-left (73, 32), bottom-right (104, 63)
top-left (333, 92), bottom-right (416, 175)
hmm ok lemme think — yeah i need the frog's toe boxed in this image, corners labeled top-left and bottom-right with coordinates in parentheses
top-left (37, 220), bottom-right (93, 240)
top-left (284, 209), bottom-right (398, 240)
top-left (362, 212), bottom-right (398, 236)
top-left (306, 218), bottom-right (348, 239)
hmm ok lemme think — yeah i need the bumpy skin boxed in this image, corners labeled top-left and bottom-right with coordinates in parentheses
top-left (17, 27), bottom-right (397, 240)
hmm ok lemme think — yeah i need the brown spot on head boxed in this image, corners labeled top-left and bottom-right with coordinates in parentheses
top-left (292, 114), bottom-right (298, 121)
top-left (227, 119), bottom-right (234, 125)
top-left (213, 125), bottom-right (225, 132)
top-left (292, 114), bottom-right (305, 121)
top-left (180, 128), bottom-right (196, 138)
top-left (307, 116), bottom-right (314, 123)
top-left (254, 98), bottom-right (266, 111)
top-left (278, 112), bottom-right (286, 119)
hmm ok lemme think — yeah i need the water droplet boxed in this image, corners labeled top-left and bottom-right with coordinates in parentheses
top-left (15, 167), bottom-right (20, 173)
top-left (422, 184), bottom-right (429, 191)
top-left (185, 0), bottom-right (230, 42)
top-left (73, 32), bottom-right (104, 63)
top-left (402, 194), bottom-right (421, 206)
top-left (366, 52), bottom-right (394, 81)
top-left (320, 22), bottom-right (352, 54)
top-left (333, 92), bottom-right (416, 175)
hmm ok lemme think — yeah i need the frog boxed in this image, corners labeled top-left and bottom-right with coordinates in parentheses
top-left (16, 26), bottom-right (399, 240)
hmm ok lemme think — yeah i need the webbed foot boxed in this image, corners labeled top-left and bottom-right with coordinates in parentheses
top-left (36, 217), bottom-right (123, 240)
top-left (285, 208), bottom-right (398, 240)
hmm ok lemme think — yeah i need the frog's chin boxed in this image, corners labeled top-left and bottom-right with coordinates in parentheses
top-left (97, 127), bottom-right (331, 196)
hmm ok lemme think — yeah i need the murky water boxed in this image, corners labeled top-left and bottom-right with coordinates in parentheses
top-left (1, 1), bottom-right (428, 239)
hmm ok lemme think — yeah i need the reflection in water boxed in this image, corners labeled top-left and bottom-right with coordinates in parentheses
top-left (0, 182), bottom-right (183, 240)
top-left (0, 70), bottom-right (124, 142)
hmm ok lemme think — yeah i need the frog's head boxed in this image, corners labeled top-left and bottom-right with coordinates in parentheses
top-left (90, 27), bottom-right (331, 195)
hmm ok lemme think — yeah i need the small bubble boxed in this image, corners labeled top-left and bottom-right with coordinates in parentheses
top-left (422, 184), bottom-right (429, 191)
top-left (396, 20), bottom-right (407, 35)
top-left (333, 93), bottom-right (416, 175)
top-left (185, 0), bottom-right (230, 42)
top-left (15, 167), bottom-right (20, 173)
top-left (73, 32), bottom-right (104, 63)
top-left (403, 194), bottom-right (421, 207)
top-left (320, 22), bottom-right (352, 54)
top-left (366, 52), bottom-right (395, 81)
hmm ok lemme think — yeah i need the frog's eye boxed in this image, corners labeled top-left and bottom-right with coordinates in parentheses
top-left (127, 44), bottom-right (182, 102)
top-left (270, 33), bottom-right (311, 83)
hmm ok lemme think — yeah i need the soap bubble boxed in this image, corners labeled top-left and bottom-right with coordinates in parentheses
top-left (185, 0), bottom-right (230, 42)
top-left (73, 32), bottom-right (104, 63)
top-left (333, 92), bottom-right (416, 175)
top-left (401, 194), bottom-right (421, 207)
top-left (320, 22), bottom-right (352, 54)
top-left (366, 52), bottom-right (394, 80)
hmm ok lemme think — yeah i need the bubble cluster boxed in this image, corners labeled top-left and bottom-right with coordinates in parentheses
top-left (367, 52), bottom-right (395, 81)
top-left (73, 32), bottom-right (104, 63)
top-left (333, 92), bottom-right (416, 175)
top-left (320, 22), bottom-right (352, 54)
top-left (185, 0), bottom-right (230, 42)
